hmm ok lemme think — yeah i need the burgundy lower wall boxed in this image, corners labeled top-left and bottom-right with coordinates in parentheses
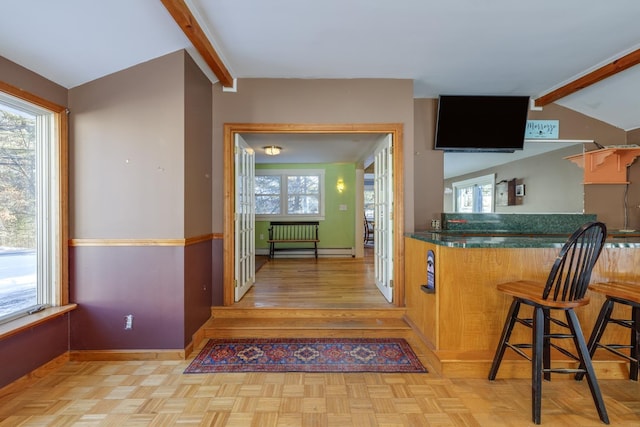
top-left (184, 240), bottom-right (213, 346)
top-left (212, 238), bottom-right (224, 306)
top-left (0, 314), bottom-right (69, 388)
top-left (70, 246), bottom-right (185, 350)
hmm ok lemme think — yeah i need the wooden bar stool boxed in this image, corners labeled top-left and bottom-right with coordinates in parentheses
top-left (575, 282), bottom-right (640, 381)
top-left (488, 222), bottom-right (609, 425)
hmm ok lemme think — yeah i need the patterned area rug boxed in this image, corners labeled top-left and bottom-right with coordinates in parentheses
top-left (184, 338), bottom-right (427, 373)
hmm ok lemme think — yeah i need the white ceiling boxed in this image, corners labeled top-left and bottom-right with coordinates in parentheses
top-left (242, 133), bottom-right (382, 165)
top-left (2, 1), bottom-right (640, 173)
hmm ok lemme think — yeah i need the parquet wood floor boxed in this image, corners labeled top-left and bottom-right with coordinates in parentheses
top-left (1, 353), bottom-right (640, 426)
top-left (1, 252), bottom-right (640, 425)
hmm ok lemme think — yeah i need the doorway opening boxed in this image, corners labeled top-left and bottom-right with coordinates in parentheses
top-left (223, 123), bottom-right (405, 307)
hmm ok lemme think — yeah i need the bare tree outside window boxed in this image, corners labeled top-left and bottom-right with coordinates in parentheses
top-left (287, 175), bottom-right (319, 214)
top-left (255, 175), bottom-right (281, 214)
top-left (255, 170), bottom-right (324, 220)
top-left (0, 108), bottom-right (37, 317)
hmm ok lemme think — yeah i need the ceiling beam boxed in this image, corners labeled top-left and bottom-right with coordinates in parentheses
top-left (535, 48), bottom-right (640, 107)
top-left (160, 0), bottom-right (234, 87)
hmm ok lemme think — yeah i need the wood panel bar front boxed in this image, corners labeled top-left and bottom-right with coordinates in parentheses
top-left (404, 236), bottom-right (640, 378)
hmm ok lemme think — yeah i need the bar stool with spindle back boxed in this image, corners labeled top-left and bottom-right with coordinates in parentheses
top-left (575, 281), bottom-right (640, 381)
top-left (488, 221), bottom-right (609, 425)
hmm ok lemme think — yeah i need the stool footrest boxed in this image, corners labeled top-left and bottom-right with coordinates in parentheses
top-left (596, 344), bottom-right (638, 363)
top-left (550, 343), bottom-right (580, 361)
top-left (545, 368), bottom-right (584, 375)
top-left (505, 343), bottom-right (532, 361)
top-left (609, 318), bottom-right (634, 328)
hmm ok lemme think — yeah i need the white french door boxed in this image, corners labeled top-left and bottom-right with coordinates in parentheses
top-left (234, 134), bottom-right (256, 301)
top-left (374, 134), bottom-right (394, 302)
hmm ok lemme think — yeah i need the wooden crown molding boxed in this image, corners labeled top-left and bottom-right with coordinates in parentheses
top-left (535, 48), bottom-right (640, 107)
top-left (0, 81), bottom-right (66, 112)
top-left (160, 0), bottom-right (234, 87)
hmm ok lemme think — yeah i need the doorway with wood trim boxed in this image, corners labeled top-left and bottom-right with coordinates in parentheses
top-left (223, 123), bottom-right (405, 307)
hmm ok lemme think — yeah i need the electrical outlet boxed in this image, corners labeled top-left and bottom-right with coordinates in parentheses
top-left (260, 233), bottom-right (264, 240)
top-left (124, 314), bottom-right (133, 330)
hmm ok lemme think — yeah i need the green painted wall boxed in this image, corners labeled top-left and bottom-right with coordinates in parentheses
top-left (255, 163), bottom-right (356, 250)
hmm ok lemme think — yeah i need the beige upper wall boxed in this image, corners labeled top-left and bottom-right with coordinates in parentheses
top-left (211, 78), bottom-right (415, 232)
top-left (408, 99), bottom-right (627, 228)
top-left (530, 103), bottom-right (638, 229)
top-left (68, 52), bottom-right (187, 239)
top-left (628, 127), bottom-right (640, 143)
top-left (3, 51), bottom-right (638, 233)
top-left (184, 53), bottom-right (213, 238)
top-left (0, 56), bottom-right (67, 107)
top-left (528, 103), bottom-right (627, 145)
top-left (413, 98), bottom-right (443, 229)
top-left (432, 100), bottom-right (638, 229)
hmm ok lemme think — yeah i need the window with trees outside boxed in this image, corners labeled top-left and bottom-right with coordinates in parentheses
top-left (452, 173), bottom-right (495, 213)
top-left (0, 88), bottom-right (64, 325)
top-left (364, 173), bottom-right (374, 219)
top-left (255, 169), bottom-right (325, 221)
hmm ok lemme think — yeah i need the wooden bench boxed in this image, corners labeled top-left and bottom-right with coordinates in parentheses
top-left (268, 221), bottom-right (319, 259)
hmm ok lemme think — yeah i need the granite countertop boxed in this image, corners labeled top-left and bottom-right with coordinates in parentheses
top-left (406, 230), bottom-right (640, 248)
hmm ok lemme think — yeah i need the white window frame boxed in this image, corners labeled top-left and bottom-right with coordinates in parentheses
top-left (0, 90), bottom-right (63, 325)
top-left (255, 169), bottom-right (325, 221)
top-left (452, 173), bottom-right (495, 213)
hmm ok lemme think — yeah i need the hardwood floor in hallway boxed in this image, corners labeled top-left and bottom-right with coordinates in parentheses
top-left (236, 248), bottom-right (391, 309)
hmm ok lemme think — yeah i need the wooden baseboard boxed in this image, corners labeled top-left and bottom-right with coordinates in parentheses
top-left (403, 315), bottom-right (443, 374)
top-left (186, 321), bottom-right (209, 358)
top-left (0, 352), bottom-right (69, 399)
top-left (69, 349), bottom-right (186, 361)
top-left (438, 357), bottom-right (631, 379)
top-left (68, 320), bottom-right (215, 361)
top-left (404, 316), bottom-right (633, 379)
top-left (2, 322), bottom-right (210, 396)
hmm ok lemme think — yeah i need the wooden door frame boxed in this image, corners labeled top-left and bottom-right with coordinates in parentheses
top-left (223, 123), bottom-right (405, 307)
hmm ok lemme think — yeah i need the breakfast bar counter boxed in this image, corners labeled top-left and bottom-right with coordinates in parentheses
top-left (408, 231), bottom-right (640, 249)
top-left (403, 214), bottom-right (640, 378)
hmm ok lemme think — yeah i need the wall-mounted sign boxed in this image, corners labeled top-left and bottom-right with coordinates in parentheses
top-left (421, 250), bottom-right (436, 294)
top-left (525, 120), bottom-right (559, 139)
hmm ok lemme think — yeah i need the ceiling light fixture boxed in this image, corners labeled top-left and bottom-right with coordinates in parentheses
top-left (264, 145), bottom-right (282, 156)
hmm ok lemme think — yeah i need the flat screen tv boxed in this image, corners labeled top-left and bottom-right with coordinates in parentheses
top-left (434, 95), bottom-right (530, 152)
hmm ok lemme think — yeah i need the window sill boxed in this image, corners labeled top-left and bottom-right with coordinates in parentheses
top-left (0, 304), bottom-right (77, 341)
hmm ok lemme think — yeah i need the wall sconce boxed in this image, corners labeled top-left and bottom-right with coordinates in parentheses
top-left (263, 145), bottom-right (282, 156)
top-left (336, 179), bottom-right (345, 193)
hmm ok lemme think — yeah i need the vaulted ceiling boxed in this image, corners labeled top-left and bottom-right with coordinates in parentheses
top-left (2, 1), bottom-right (640, 132)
